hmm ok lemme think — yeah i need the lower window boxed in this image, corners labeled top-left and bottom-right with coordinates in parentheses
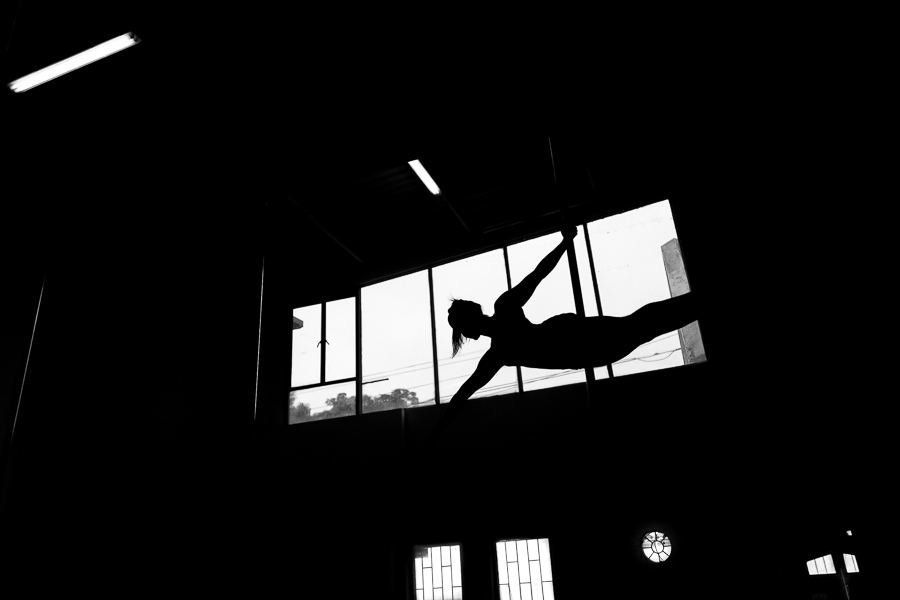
top-left (413, 544), bottom-right (463, 599)
top-left (496, 538), bottom-right (555, 600)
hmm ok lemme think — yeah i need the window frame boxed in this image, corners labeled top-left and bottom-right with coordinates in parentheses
top-left (410, 541), bottom-right (466, 600)
top-left (492, 536), bottom-right (557, 600)
top-left (288, 296), bottom-right (358, 423)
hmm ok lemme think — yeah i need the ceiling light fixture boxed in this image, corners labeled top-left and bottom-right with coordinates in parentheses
top-left (7, 32), bottom-right (141, 93)
top-left (408, 159), bottom-right (441, 195)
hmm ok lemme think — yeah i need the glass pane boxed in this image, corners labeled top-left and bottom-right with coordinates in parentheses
top-left (291, 304), bottom-right (321, 388)
top-left (424, 569), bottom-right (433, 598)
top-left (530, 562), bottom-right (544, 600)
top-left (417, 591), bottom-right (424, 600)
top-left (288, 380), bottom-right (356, 424)
top-left (362, 271), bottom-right (435, 412)
top-left (451, 545), bottom-right (462, 586)
top-left (433, 558), bottom-right (443, 588)
top-left (538, 539), bottom-right (553, 581)
top-left (823, 554), bottom-right (835, 574)
top-left (499, 585), bottom-right (510, 600)
top-left (442, 546), bottom-right (452, 567)
top-left (416, 557), bottom-right (424, 590)
top-left (425, 547), bottom-right (432, 568)
top-left (443, 568), bottom-right (451, 600)
top-left (324, 297), bottom-right (355, 381)
top-left (432, 250), bottom-right (519, 402)
top-left (592, 366), bottom-right (610, 380)
top-left (507, 232), bottom-right (587, 392)
top-left (586, 200), bottom-right (701, 376)
top-left (542, 581), bottom-right (555, 600)
top-left (527, 539), bottom-right (539, 561)
top-left (452, 587), bottom-right (462, 600)
top-left (508, 561), bottom-right (521, 600)
top-left (506, 541), bottom-right (518, 563)
top-left (497, 543), bottom-right (509, 584)
top-left (517, 541), bottom-right (530, 582)
top-left (806, 560), bottom-right (817, 575)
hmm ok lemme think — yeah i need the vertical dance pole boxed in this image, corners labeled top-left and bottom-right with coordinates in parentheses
top-left (548, 137), bottom-right (596, 387)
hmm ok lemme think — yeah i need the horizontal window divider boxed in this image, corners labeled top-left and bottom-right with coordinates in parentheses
top-left (290, 377), bottom-right (356, 393)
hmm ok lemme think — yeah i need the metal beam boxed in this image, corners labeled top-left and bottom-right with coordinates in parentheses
top-left (439, 190), bottom-right (475, 235)
top-left (288, 196), bottom-right (364, 264)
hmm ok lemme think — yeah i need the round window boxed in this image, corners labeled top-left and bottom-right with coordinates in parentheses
top-left (641, 531), bottom-right (672, 563)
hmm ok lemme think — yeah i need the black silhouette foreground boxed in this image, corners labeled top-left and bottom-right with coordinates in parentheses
top-left (424, 225), bottom-right (700, 448)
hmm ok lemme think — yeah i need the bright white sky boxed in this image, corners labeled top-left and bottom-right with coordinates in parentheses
top-left (290, 200), bottom-right (693, 415)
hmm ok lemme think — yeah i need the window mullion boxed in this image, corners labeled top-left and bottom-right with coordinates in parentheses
top-left (320, 301), bottom-right (327, 384)
top-left (583, 223), bottom-right (614, 380)
top-left (565, 223), bottom-right (595, 386)
top-left (428, 267), bottom-right (441, 405)
top-left (355, 287), bottom-right (363, 415)
top-left (503, 246), bottom-right (524, 394)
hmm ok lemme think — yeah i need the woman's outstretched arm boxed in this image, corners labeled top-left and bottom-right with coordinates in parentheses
top-left (496, 226), bottom-right (577, 309)
top-left (422, 350), bottom-right (503, 449)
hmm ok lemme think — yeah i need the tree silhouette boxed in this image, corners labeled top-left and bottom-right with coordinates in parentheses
top-left (289, 388), bottom-right (424, 423)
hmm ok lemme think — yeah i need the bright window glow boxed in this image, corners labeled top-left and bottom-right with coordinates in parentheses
top-left (586, 200), bottom-right (705, 376)
top-left (414, 545), bottom-right (463, 600)
top-left (7, 32), bottom-right (141, 93)
top-left (641, 531), bottom-right (671, 563)
top-left (807, 554), bottom-right (836, 575)
top-left (843, 554), bottom-right (859, 573)
top-left (432, 250), bottom-right (519, 402)
top-left (409, 160), bottom-right (441, 195)
top-left (362, 271), bottom-right (435, 411)
top-left (496, 538), bottom-right (555, 600)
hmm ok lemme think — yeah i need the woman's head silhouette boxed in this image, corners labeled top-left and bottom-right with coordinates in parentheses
top-left (448, 299), bottom-right (483, 357)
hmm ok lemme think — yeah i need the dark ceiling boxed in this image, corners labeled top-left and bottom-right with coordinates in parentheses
top-left (3, 2), bottom-right (739, 309)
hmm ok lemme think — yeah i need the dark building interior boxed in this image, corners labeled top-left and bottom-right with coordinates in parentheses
top-left (1, 4), bottom-right (884, 598)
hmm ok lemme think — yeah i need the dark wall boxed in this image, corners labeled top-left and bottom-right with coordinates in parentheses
top-left (1, 66), bottom-right (882, 599)
top-left (0, 77), bottom-right (264, 593)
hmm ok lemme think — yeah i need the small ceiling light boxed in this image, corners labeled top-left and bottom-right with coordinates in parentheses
top-left (408, 160), bottom-right (441, 195)
top-left (7, 32), bottom-right (141, 93)
top-left (846, 530), bottom-right (852, 536)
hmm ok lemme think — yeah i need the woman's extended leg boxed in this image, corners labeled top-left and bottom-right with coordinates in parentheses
top-left (624, 293), bottom-right (699, 347)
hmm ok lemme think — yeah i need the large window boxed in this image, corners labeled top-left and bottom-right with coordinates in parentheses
top-left (288, 199), bottom-right (704, 422)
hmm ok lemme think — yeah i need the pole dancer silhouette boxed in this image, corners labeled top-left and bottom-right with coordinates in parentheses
top-left (424, 225), bottom-right (701, 447)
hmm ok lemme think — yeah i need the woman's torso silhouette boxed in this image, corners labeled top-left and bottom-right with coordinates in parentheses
top-left (488, 299), bottom-right (626, 370)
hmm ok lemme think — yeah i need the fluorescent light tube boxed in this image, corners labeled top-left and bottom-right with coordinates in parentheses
top-left (409, 159), bottom-right (441, 195)
top-left (8, 32), bottom-right (141, 93)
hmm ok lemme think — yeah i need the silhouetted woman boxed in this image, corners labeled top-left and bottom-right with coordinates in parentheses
top-left (426, 225), bottom-right (700, 444)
